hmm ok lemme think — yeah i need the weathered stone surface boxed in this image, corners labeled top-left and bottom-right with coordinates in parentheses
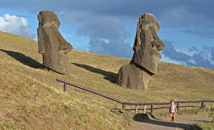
top-left (117, 63), bottom-right (151, 90)
top-left (117, 13), bottom-right (165, 90)
top-left (37, 11), bottom-right (72, 74)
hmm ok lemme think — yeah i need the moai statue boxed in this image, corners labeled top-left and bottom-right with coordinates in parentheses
top-left (117, 13), bottom-right (165, 90)
top-left (37, 11), bottom-right (72, 74)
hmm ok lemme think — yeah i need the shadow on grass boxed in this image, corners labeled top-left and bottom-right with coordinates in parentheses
top-left (0, 49), bottom-right (42, 69)
top-left (72, 63), bottom-right (117, 83)
top-left (133, 113), bottom-right (190, 129)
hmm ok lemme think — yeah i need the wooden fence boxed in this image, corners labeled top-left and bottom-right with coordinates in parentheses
top-left (56, 78), bottom-right (214, 113)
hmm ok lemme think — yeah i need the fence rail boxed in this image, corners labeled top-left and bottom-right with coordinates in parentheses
top-left (56, 78), bottom-right (214, 113)
top-left (56, 78), bottom-right (123, 104)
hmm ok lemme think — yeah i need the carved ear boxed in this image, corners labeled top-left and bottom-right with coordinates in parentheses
top-left (37, 14), bottom-right (41, 23)
top-left (133, 36), bottom-right (138, 52)
top-left (133, 23), bottom-right (143, 52)
top-left (38, 39), bottom-right (45, 54)
top-left (37, 28), bottom-right (45, 54)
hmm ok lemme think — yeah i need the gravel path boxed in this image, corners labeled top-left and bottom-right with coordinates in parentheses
top-left (129, 113), bottom-right (210, 130)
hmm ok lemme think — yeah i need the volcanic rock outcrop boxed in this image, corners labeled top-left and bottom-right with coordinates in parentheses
top-left (117, 13), bottom-right (165, 90)
top-left (37, 11), bottom-right (72, 74)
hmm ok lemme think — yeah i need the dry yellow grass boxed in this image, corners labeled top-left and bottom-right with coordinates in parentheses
top-left (0, 31), bottom-right (214, 129)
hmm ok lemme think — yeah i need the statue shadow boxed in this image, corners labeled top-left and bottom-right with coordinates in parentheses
top-left (133, 113), bottom-right (191, 129)
top-left (72, 63), bottom-right (117, 83)
top-left (0, 49), bottom-right (42, 69)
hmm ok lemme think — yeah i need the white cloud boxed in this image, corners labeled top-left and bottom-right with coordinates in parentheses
top-left (161, 40), bottom-right (214, 68)
top-left (0, 14), bottom-right (35, 39)
top-left (160, 53), bottom-right (187, 66)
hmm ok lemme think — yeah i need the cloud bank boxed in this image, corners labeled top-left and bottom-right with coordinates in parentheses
top-left (0, 0), bottom-right (214, 67)
top-left (0, 14), bottom-right (35, 39)
top-left (162, 40), bottom-right (214, 68)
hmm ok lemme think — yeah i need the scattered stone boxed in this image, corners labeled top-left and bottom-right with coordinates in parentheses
top-left (117, 13), bottom-right (165, 90)
top-left (37, 11), bottom-right (72, 74)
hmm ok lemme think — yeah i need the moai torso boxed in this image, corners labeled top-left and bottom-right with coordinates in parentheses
top-left (37, 11), bottom-right (72, 74)
top-left (117, 13), bottom-right (165, 90)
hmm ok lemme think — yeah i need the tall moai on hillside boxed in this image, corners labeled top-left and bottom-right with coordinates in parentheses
top-left (37, 11), bottom-right (72, 74)
top-left (117, 13), bottom-right (165, 90)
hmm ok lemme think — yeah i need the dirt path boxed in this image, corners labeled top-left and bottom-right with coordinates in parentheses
top-left (129, 113), bottom-right (210, 130)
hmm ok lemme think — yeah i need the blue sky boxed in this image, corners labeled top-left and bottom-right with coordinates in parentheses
top-left (0, 0), bottom-right (214, 68)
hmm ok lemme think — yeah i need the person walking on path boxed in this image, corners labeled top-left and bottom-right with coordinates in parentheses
top-left (169, 99), bottom-right (177, 122)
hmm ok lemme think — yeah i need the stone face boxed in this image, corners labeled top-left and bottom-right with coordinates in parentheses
top-left (37, 11), bottom-right (72, 74)
top-left (117, 13), bottom-right (165, 90)
top-left (132, 13), bottom-right (165, 74)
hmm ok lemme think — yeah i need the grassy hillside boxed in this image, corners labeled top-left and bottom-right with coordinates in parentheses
top-left (0, 31), bottom-right (214, 129)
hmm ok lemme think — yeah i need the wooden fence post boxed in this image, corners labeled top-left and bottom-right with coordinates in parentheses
top-left (64, 83), bottom-right (67, 92)
top-left (122, 103), bottom-right (126, 110)
top-left (143, 105), bottom-right (147, 114)
top-left (201, 101), bottom-right (204, 109)
top-left (177, 102), bottom-right (180, 111)
top-left (151, 104), bottom-right (154, 113)
top-left (135, 105), bottom-right (138, 113)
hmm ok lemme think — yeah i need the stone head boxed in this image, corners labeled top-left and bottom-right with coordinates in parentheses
top-left (38, 11), bottom-right (60, 28)
top-left (132, 13), bottom-right (165, 75)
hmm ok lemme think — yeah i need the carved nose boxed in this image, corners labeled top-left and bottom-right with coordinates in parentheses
top-left (156, 39), bottom-right (165, 51)
top-left (152, 36), bottom-right (165, 51)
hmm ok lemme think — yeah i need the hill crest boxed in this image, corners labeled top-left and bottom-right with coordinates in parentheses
top-left (0, 31), bottom-right (214, 129)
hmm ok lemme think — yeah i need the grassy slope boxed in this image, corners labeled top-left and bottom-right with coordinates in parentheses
top-left (0, 31), bottom-right (214, 129)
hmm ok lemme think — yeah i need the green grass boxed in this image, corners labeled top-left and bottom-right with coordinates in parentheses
top-left (0, 31), bottom-right (214, 129)
top-left (193, 122), bottom-right (214, 130)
